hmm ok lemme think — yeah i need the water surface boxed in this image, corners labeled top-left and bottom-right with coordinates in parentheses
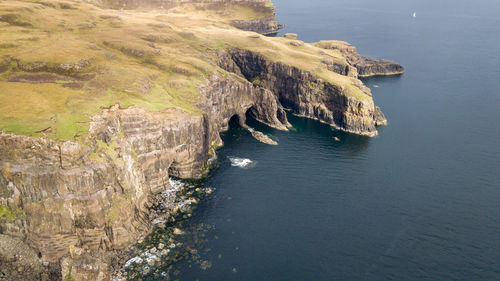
top-left (154, 0), bottom-right (500, 279)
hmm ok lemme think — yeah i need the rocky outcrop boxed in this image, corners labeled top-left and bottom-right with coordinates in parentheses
top-left (231, 18), bottom-right (282, 35)
top-left (220, 49), bottom-right (386, 136)
top-left (355, 56), bottom-right (405, 77)
top-left (315, 40), bottom-right (405, 77)
top-left (247, 128), bottom-right (278, 145)
top-left (230, 3), bottom-right (283, 35)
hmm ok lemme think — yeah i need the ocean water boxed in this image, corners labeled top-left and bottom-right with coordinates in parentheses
top-left (149, 0), bottom-right (500, 280)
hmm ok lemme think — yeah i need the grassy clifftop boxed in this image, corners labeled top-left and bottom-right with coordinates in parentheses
top-left (0, 0), bottom-right (367, 140)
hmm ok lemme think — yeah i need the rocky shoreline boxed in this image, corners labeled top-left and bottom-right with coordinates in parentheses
top-left (0, 0), bottom-right (403, 280)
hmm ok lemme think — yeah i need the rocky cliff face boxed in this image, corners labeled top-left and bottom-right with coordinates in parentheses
top-left (0, 71), bottom-right (290, 280)
top-left (220, 49), bottom-right (386, 136)
top-left (0, 40), bottom-right (396, 281)
top-left (0, 47), bottom-right (390, 279)
top-left (0, 1), bottom-right (402, 280)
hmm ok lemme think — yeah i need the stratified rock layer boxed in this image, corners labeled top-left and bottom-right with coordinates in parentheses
top-left (0, 1), bottom-right (403, 280)
top-left (220, 49), bottom-right (385, 135)
top-left (0, 71), bottom-right (292, 280)
top-left (0, 41), bottom-right (395, 281)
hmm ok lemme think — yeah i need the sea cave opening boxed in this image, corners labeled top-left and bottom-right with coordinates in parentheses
top-left (228, 114), bottom-right (242, 128)
top-left (228, 106), bottom-right (261, 129)
top-left (245, 106), bottom-right (259, 123)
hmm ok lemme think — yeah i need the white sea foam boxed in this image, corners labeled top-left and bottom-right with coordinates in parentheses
top-left (228, 157), bottom-right (255, 168)
top-left (162, 177), bottom-right (185, 200)
top-left (168, 178), bottom-right (185, 191)
top-left (124, 256), bottom-right (143, 268)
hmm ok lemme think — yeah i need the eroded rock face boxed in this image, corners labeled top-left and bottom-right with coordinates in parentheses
top-left (0, 71), bottom-right (290, 280)
top-left (0, 109), bottom-right (203, 261)
top-left (199, 71), bottom-right (290, 132)
top-left (220, 48), bottom-right (386, 136)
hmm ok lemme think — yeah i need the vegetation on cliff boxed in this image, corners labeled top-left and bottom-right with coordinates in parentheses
top-left (0, 0), bottom-right (372, 140)
top-left (0, 1), bottom-right (404, 280)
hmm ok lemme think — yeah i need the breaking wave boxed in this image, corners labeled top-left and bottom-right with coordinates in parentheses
top-left (228, 157), bottom-right (256, 169)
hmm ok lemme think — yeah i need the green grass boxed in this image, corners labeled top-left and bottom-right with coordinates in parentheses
top-left (0, 0), bottom-right (371, 141)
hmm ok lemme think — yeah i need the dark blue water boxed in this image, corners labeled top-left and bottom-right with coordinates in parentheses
top-left (156, 0), bottom-right (500, 280)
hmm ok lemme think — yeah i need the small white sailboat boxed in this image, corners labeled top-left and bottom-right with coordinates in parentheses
top-left (412, 12), bottom-right (417, 18)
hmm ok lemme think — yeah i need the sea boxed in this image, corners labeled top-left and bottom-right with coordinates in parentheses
top-left (140, 0), bottom-right (500, 280)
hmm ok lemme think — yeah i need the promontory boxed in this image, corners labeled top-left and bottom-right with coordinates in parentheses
top-left (0, 0), bottom-right (403, 280)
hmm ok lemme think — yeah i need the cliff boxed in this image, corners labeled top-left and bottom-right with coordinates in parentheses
top-left (314, 40), bottom-right (405, 77)
top-left (0, 0), bottom-right (401, 280)
top-left (220, 49), bottom-right (386, 135)
top-left (94, 0), bottom-right (282, 34)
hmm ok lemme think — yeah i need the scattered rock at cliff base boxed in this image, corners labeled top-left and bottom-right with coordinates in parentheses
top-left (333, 136), bottom-right (341, 142)
top-left (228, 157), bottom-right (256, 169)
top-left (247, 128), bottom-right (278, 145)
top-left (200, 260), bottom-right (212, 270)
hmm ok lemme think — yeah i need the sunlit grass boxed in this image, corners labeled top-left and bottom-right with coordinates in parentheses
top-left (0, 0), bottom-right (370, 141)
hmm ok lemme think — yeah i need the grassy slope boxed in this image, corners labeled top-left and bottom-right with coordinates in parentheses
top-left (0, 0), bottom-right (368, 141)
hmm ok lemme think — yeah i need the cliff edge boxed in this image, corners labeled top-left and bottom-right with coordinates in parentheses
top-left (0, 1), bottom-right (402, 280)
